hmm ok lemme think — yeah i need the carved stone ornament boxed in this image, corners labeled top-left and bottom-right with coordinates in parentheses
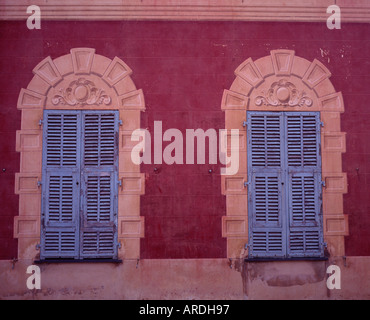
top-left (52, 78), bottom-right (112, 106)
top-left (255, 79), bottom-right (313, 107)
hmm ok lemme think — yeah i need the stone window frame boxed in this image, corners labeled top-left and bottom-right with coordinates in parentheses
top-left (14, 48), bottom-right (146, 262)
top-left (221, 49), bottom-right (348, 260)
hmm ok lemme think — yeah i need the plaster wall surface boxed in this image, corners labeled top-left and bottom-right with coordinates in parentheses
top-left (0, 20), bottom-right (369, 299)
top-left (1, 21), bottom-right (369, 259)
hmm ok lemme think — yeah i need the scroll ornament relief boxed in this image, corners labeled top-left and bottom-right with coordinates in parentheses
top-left (52, 78), bottom-right (112, 106)
top-left (255, 79), bottom-right (313, 107)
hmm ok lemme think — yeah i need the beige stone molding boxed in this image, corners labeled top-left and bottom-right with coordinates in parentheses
top-left (222, 216), bottom-right (248, 238)
top-left (1, 0), bottom-right (370, 23)
top-left (222, 49), bottom-right (348, 259)
top-left (15, 48), bottom-right (145, 261)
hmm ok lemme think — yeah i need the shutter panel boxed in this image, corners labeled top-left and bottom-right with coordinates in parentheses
top-left (286, 112), bottom-right (323, 257)
top-left (289, 229), bottom-right (321, 254)
top-left (250, 173), bottom-right (284, 257)
top-left (45, 113), bottom-right (79, 167)
top-left (287, 114), bottom-right (318, 167)
top-left (289, 174), bottom-right (318, 225)
top-left (41, 111), bottom-right (81, 259)
top-left (250, 113), bottom-right (282, 168)
top-left (253, 175), bottom-right (281, 227)
top-left (85, 175), bottom-right (113, 223)
top-left (80, 111), bottom-right (118, 259)
top-left (248, 112), bottom-right (285, 258)
top-left (84, 113), bottom-right (116, 167)
top-left (44, 229), bottom-right (77, 258)
top-left (251, 231), bottom-right (283, 255)
top-left (82, 230), bottom-right (116, 257)
top-left (46, 173), bottom-right (76, 224)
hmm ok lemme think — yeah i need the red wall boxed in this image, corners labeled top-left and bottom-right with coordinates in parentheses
top-left (0, 21), bottom-right (369, 259)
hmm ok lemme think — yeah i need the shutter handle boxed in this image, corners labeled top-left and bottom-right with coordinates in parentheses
top-left (321, 179), bottom-right (326, 188)
top-left (117, 178), bottom-right (123, 189)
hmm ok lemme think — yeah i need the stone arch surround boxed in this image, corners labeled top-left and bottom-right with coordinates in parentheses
top-left (221, 49), bottom-right (348, 260)
top-left (14, 48), bottom-right (146, 261)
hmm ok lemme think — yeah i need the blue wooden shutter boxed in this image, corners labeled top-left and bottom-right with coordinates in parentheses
top-left (80, 111), bottom-right (119, 259)
top-left (247, 111), bottom-right (323, 259)
top-left (41, 111), bottom-right (81, 259)
top-left (247, 112), bottom-right (286, 258)
top-left (286, 112), bottom-right (323, 257)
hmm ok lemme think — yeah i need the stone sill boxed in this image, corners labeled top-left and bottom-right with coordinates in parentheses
top-left (34, 259), bottom-right (123, 264)
top-left (245, 257), bottom-right (329, 262)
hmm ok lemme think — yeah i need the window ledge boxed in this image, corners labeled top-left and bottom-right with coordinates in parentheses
top-left (34, 259), bottom-right (123, 264)
top-left (245, 257), bottom-right (328, 263)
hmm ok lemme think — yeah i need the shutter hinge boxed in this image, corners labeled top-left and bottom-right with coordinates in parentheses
top-left (244, 181), bottom-right (249, 188)
top-left (118, 120), bottom-right (123, 126)
top-left (37, 181), bottom-right (42, 188)
top-left (117, 178), bottom-right (123, 188)
top-left (38, 119), bottom-right (43, 126)
top-left (117, 242), bottom-right (122, 249)
top-left (244, 243), bottom-right (251, 250)
top-left (242, 121), bottom-right (248, 128)
top-left (320, 121), bottom-right (324, 127)
top-left (35, 244), bottom-right (41, 251)
top-left (321, 180), bottom-right (326, 188)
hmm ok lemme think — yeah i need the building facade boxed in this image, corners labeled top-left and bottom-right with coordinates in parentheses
top-left (0, 0), bottom-right (369, 299)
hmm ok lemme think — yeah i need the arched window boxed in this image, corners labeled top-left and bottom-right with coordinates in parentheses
top-left (222, 50), bottom-right (348, 260)
top-left (15, 48), bottom-right (145, 262)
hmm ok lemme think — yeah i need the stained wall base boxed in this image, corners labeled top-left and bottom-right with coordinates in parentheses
top-left (0, 257), bottom-right (369, 300)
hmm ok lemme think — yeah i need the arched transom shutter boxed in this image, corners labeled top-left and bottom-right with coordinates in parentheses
top-left (247, 111), bottom-right (323, 259)
top-left (41, 110), bottom-right (119, 260)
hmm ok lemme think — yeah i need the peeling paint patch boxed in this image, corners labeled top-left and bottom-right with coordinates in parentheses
top-left (266, 273), bottom-right (324, 287)
top-left (320, 48), bottom-right (331, 64)
top-left (245, 261), bottom-right (327, 288)
top-left (213, 43), bottom-right (228, 48)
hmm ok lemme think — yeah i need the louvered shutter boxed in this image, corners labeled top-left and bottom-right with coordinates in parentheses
top-left (80, 111), bottom-right (119, 259)
top-left (247, 111), bottom-right (323, 259)
top-left (286, 112), bottom-right (323, 257)
top-left (41, 111), bottom-right (81, 259)
top-left (247, 112), bottom-right (286, 258)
